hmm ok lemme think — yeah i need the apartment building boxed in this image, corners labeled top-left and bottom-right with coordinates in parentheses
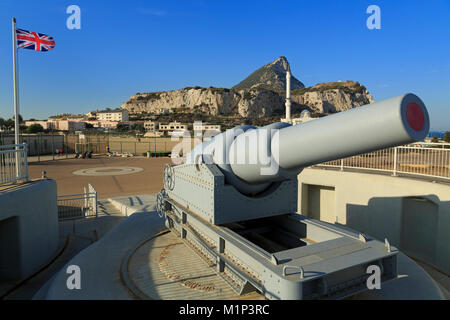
top-left (144, 121), bottom-right (159, 131)
top-left (193, 122), bottom-right (221, 132)
top-left (25, 120), bottom-right (85, 131)
top-left (97, 109), bottom-right (129, 122)
top-left (158, 121), bottom-right (188, 132)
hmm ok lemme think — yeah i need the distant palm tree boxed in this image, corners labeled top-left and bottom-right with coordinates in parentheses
top-left (444, 132), bottom-right (450, 143)
top-left (5, 119), bottom-right (14, 130)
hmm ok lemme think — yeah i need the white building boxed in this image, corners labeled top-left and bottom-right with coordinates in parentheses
top-left (25, 120), bottom-right (86, 131)
top-left (97, 109), bottom-right (129, 122)
top-left (159, 121), bottom-right (188, 132)
top-left (86, 111), bottom-right (98, 119)
top-left (193, 122), bottom-right (221, 132)
top-left (291, 110), bottom-right (317, 125)
top-left (54, 120), bottom-right (86, 131)
top-left (281, 112), bottom-right (317, 125)
top-left (144, 121), bottom-right (159, 131)
top-left (85, 120), bottom-right (118, 129)
top-left (25, 120), bottom-right (52, 130)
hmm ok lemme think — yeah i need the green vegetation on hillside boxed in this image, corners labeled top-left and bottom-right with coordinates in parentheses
top-left (292, 81), bottom-right (367, 96)
top-left (182, 86), bottom-right (232, 94)
top-left (134, 92), bottom-right (162, 102)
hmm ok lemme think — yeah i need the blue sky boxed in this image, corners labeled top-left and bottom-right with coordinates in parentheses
top-left (0, 0), bottom-right (449, 130)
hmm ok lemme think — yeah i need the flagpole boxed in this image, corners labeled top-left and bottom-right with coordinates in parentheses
top-left (12, 17), bottom-right (20, 178)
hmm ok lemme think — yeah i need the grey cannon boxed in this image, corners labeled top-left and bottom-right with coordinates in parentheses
top-left (159, 93), bottom-right (430, 299)
top-left (187, 93), bottom-right (429, 195)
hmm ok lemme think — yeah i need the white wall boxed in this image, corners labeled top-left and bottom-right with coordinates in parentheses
top-left (0, 180), bottom-right (59, 283)
top-left (1, 134), bottom-right (64, 156)
top-left (298, 168), bottom-right (450, 274)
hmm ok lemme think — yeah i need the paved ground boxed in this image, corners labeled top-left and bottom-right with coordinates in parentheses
top-left (27, 156), bottom-right (172, 199)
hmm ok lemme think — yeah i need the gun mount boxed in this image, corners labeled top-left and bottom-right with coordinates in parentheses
top-left (157, 93), bottom-right (429, 299)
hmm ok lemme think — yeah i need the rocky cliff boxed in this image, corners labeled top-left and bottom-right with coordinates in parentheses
top-left (120, 57), bottom-right (374, 118)
top-left (233, 56), bottom-right (304, 91)
top-left (121, 87), bottom-right (284, 118)
top-left (291, 81), bottom-right (374, 113)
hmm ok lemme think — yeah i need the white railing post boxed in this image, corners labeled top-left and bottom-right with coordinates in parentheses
top-left (84, 186), bottom-right (88, 216)
top-left (340, 159), bottom-right (344, 171)
top-left (0, 143), bottom-right (29, 186)
top-left (15, 146), bottom-right (20, 180)
top-left (95, 191), bottom-right (98, 218)
top-left (23, 144), bottom-right (29, 181)
top-left (393, 147), bottom-right (398, 176)
top-left (89, 183), bottom-right (98, 218)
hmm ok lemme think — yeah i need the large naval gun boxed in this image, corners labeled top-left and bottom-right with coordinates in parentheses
top-left (157, 93), bottom-right (429, 299)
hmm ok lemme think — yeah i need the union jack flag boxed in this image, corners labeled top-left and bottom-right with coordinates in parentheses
top-left (16, 28), bottom-right (55, 51)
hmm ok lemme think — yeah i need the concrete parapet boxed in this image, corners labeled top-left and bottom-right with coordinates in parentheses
top-left (298, 168), bottom-right (450, 275)
top-left (0, 180), bottom-right (59, 285)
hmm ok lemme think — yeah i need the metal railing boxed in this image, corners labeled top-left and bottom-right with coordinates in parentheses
top-left (0, 144), bottom-right (29, 186)
top-left (315, 142), bottom-right (450, 180)
top-left (57, 184), bottom-right (98, 220)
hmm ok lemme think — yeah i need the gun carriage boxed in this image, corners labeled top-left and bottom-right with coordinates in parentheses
top-left (157, 93), bottom-right (429, 299)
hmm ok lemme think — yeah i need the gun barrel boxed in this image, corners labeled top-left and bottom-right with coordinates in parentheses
top-left (273, 93), bottom-right (429, 171)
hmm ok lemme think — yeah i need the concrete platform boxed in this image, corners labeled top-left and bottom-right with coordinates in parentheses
top-left (38, 193), bottom-right (446, 300)
top-left (108, 194), bottom-right (158, 216)
top-left (39, 210), bottom-right (166, 299)
top-left (352, 252), bottom-right (445, 299)
top-left (124, 231), bottom-right (264, 300)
